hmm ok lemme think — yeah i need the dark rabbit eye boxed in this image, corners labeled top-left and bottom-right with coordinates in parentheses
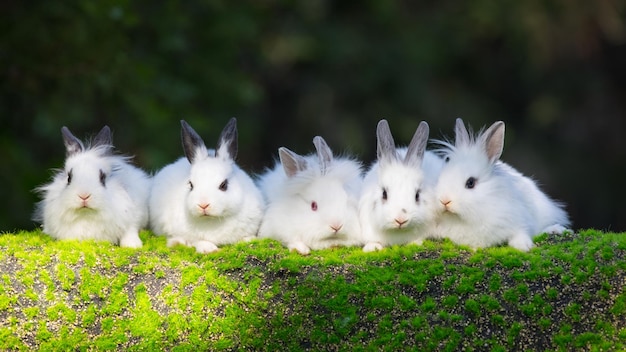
top-left (444, 156), bottom-right (450, 163)
top-left (311, 201), bottom-right (318, 211)
top-left (465, 177), bottom-right (477, 189)
top-left (382, 188), bottom-right (388, 201)
top-left (67, 169), bottom-right (73, 185)
top-left (188, 180), bottom-right (194, 191)
top-left (99, 170), bottom-right (106, 187)
top-left (415, 190), bottom-right (420, 202)
top-left (219, 179), bottom-right (228, 192)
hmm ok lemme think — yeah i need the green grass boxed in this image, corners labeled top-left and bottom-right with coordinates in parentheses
top-left (0, 229), bottom-right (625, 351)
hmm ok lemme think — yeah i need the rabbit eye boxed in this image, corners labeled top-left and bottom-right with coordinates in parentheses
top-left (415, 190), bottom-right (420, 202)
top-left (465, 177), bottom-right (477, 189)
top-left (188, 181), bottom-right (194, 191)
top-left (311, 201), bottom-right (318, 211)
top-left (99, 170), bottom-right (106, 187)
top-left (67, 169), bottom-right (73, 185)
top-left (444, 156), bottom-right (450, 163)
top-left (382, 188), bottom-right (388, 201)
top-left (219, 179), bottom-right (228, 192)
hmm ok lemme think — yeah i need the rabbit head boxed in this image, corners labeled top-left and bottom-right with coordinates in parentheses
top-left (434, 118), bottom-right (507, 220)
top-left (367, 119), bottom-right (436, 232)
top-left (181, 118), bottom-right (245, 221)
top-left (275, 136), bottom-right (362, 241)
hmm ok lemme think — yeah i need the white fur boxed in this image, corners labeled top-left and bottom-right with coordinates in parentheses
top-left (359, 149), bottom-right (444, 252)
top-left (149, 121), bottom-right (264, 254)
top-left (358, 120), bottom-right (443, 252)
top-left (35, 133), bottom-right (150, 247)
top-left (257, 142), bottom-right (363, 255)
top-left (432, 119), bottom-right (571, 251)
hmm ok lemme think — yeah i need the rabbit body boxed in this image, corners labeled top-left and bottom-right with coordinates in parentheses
top-left (149, 119), bottom-right (264, 253)
top-left (257, 137), bottom-right (363, 255)
top-left (432, 119), bottom-right (571, 251)
top-left (359, 120), bottom-right (444, 252)
top-left (35, 126), bottom-right (150, 247)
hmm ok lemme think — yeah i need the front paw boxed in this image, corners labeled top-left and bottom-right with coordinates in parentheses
top-left (541, 224), bottom-right (569, 235)
top-left (363, 242), bottom-right (383, 252)
top-left (120, 232), bottom-right (143, 248)
top-left (508, 234), bottom-right (534, 252)
top-left (167, 237), bottom-right (189, 248)
top-left (195, 241), bottom-right (219, 254)
top-left (288, 242), bottom-right (311, 255)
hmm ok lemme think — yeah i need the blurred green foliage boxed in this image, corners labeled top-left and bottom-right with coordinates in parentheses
top-left (1, 1), bottom-right (625, 232)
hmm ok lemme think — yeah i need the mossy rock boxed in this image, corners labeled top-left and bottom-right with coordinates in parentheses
top-left (0, 229), bottom-right (625, 351)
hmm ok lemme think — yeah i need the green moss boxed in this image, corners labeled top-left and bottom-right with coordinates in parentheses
top-left (0, 229), bottom-right (625, 350)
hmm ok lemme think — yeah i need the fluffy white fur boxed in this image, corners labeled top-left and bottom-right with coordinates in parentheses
top-left (359, 120), bottom-right (444, 252)
top-left (432, 118), bottom-right (571, 251)
top-left (149, 119), bottom-right (264, 254)
top-left (257, 138), bottom-right (363, 255)
top-left (34, 128), bottom-right (150, 247)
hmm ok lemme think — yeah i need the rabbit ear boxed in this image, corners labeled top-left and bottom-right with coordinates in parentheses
top-left (313, 136), bottom-right (333, 175)
top-left (454, 118), bottom-right (471, 147)
top-left (376, 119), bottom-right (398, 164)
top-left (180, 120), bottom-right (207, 164)
top-left (216, 117), bottom-right (238, 160)
top-left (404, 121), bottom-right (429, 167)
top-left (481, 121), bottom-right (505, 163)
top-left (93, 125), bottom-right (112, 148)
top-left (279, 147), bottom-right (308, 178)
top-left (61, 126), bottom-right (84, 157)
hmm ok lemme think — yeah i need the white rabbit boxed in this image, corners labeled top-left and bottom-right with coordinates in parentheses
top-left (359, 119), bottom-right (444, 252)
top-left (34, 126), bottom-right (150, 248)
top-left (149, 118), bottom-right (264, 254)
top-left (257, 136), bottom-right (363, 255)
top-left (431, 118), bottom-right (571, 251)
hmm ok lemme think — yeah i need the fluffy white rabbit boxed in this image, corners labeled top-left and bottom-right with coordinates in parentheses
top-left (359, 120), bottom-right (444, 252)
top-left (257, 136), bottom-right (363, 255)
top-left (34, 126), bottom-right (150, 247)
top-left (432, 118), bottom-right (571, 251)
top-left (149, 118), bottom-right (264, 253)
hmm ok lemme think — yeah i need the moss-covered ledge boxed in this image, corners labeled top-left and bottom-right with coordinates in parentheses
top-left (0, 230), bottom-right (624, 351)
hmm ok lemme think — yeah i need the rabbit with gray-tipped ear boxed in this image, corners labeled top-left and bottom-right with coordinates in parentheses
top-left (149, 118), bottom-right (265, 254)
top-left (257, 136), bottom-right (363, 255)
top-left (359, 119), bottom-right (444, 252)
top-left (34, 126), bottom-right (151, 247)
top-left (431, 118), bottom-right (571, 251)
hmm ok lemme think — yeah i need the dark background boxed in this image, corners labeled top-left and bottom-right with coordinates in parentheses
top-left (2, 1), bottom-right (625, 233)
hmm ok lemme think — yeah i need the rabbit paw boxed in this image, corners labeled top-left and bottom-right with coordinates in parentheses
top-left (167, 237), bottom-right (189, 247)
top-left (541, 224), bottom-right (569, 235)
top-left (195, 241), bottom-right (219, 254)
top-left (288, 242), bottom-right (311, 255)
top-left (363, 242), bottom-right (383, 252)
top-left (410, 238), bottom-right (424, 246)
top-left (508, 233), bottom-right (534, 252)
top-left (120, 232), bottom-right (143, 248)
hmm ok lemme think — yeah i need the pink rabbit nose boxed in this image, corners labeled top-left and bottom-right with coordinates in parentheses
top-left (440, 199), bottom-right (451, 207)
top-left (395, 218), bottom-right (408, 227)
top-left (330, 224), bottom-right (343, 233)
top-left (78, 194), bottom-right (91, 201)
top-left (198, 203), bottom-right (210, 210)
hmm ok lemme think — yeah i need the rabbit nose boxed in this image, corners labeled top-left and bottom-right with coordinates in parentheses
top-left (395, 218), bottom-right (408, 227)
top-left (440, 199), bottom-right (451, 207)
top-left (330, 224), bottom-right (343, 233)
top-left (78, 193), bottom-right (91, 201)
top-left (198, 203), bottom-right (210, 210)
